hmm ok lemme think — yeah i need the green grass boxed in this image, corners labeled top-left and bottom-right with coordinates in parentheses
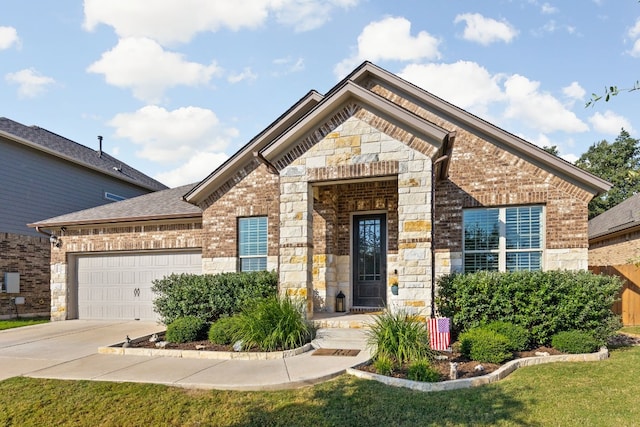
top-left (620, 326), bottom-right (640, 335)
top-left (1, 346), bottom-right (639, 426)
top-left (0, 318), bottom-right (49, 331)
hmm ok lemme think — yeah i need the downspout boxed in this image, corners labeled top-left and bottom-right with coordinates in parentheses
top-left (430, 131), bottom-right (456, 318)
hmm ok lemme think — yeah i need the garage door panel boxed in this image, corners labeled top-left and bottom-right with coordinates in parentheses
top-left (76, 251), bottom-right (202, 321)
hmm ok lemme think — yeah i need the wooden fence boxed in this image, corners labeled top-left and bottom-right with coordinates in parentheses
top-left (589, 264), bottom-right (640, 326)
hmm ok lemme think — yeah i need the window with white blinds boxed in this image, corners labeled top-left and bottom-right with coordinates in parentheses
top-left (463, 206), bottom-right (543, 273)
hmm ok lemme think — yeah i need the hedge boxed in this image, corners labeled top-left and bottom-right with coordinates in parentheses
top-left (152, 271), bottom-right (278, 324)
top-left (436, 270), bottom-right (622, 346)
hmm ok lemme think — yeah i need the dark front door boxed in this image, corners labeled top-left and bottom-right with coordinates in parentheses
top-left (352, 214), bottom-right (387, 307)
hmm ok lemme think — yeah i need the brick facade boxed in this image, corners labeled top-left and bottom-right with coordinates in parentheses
top-left (590, 228), bottom-right (640, 266)
top-left (0, 233), bottom-right (50, 318)
top-left (47, 221), bottom-right (202, 320)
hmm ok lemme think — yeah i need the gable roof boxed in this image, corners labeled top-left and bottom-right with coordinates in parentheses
top-left (185, 62), bottom-right (610, 206)
top-left (0, 117), bottom-right (167, 192)
top-left (347, 62), bottom-right (611, 196)
top-left (589, 193), bottom-right (640, 240)
top-left (30, 183), bottom-right (201, 228)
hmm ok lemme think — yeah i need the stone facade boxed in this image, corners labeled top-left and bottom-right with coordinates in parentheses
top-left (0, 233), bottom-right (50, 319)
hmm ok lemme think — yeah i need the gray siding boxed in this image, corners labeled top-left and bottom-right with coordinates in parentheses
top-left (0, 138), bottom-right (156, 236)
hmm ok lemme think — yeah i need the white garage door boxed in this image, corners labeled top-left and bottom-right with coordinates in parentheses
top-left (76, 251), bottom-right (202, 321)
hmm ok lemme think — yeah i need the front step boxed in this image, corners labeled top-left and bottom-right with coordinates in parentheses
top-left (311, 312), bottom-right (378, 329)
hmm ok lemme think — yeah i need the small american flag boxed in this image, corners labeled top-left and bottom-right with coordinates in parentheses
top-left (428, 317), bottom-right (451, 351)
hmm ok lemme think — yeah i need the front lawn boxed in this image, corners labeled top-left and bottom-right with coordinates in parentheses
top-left (0, 346), bottom-right (639, 426)
top-left (0, 318), bottom-right (49, 331)
top-left (621, 326), bottom-right (640, 335)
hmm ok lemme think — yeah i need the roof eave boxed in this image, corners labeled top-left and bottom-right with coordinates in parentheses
top-left (28, 212), bottom-right (203, 229)
top-left (184, 91), bottom-right (325, 204)
top-left (260, 81), bottom-right (449, 162)
top-left (348, 62), bottom-right (612, 196)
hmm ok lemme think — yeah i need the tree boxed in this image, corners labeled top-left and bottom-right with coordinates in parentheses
top-left (586, 82), bottom-right (640, 107)
top-left (575, 129), bottom-right (640, 218)
top-left (542, 145), bottom-right (559, 156)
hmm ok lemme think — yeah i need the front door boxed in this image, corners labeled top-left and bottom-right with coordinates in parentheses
top-left (352, 214), bottom-right (387, 307)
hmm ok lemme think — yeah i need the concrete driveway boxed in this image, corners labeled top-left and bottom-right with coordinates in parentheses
top-left (0, 320), bottom-right (163, 381)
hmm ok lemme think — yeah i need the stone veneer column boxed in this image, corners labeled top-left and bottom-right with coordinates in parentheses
top-left (395, 158), bottom-right (433, 318)
top-left (278, 165), bottom-right (314, 317)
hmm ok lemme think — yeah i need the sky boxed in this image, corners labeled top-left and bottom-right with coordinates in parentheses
top-left (1, 1), bottom-right (639, 188)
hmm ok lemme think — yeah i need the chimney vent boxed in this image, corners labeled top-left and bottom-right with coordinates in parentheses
top-left (97, 135), bottom-right (103, 157)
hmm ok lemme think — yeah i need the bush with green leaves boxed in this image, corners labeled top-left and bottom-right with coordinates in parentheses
top-left (152, 271), bottom-right (277, 324)
top-left (436, 270), bottom-right (622, 346)
top-left (551, 330), bottom-right (600, 354)
top-left (208, 316), bottom-right (241, 345)
top-left (483, 321), bottom-right (530, 351)
top-left (165, 316), bottom-right (207, 343)
top-left (373, 353), bottom-right (395, 376)
top-left (459, 327), bottom-right (512, 364)
top-left (366, 309), bottom-right (435, 365)
top-left (233, 296), bottom-right (313, 351)
top-left (407, 359), bottom-right (441, 382)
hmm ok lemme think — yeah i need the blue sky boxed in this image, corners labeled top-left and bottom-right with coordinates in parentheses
top-left (1, 0), bottom-right (639, 187)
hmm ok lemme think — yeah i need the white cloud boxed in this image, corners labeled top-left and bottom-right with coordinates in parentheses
top-left (334, 16), bottom-right (441, 78)
top-left (541, 3), bottom-right (558, 14)
top-left (398, 61), bottom-right (504, 113)
top-left (87, 37), bottom-right (221, 103)
top-left (588, 110), bottom-right (634, 135)
top-left (108, 105), bottom-right (237, 163)
top-left (503, 74), bottom-right (589, 133)
top-left (630, 39), bottom-right (640, 58)
top-left (454, 13), bottom-right (518, 45)
top-left (5, 68), bottom-right (55, 98)
top-left (562, 81), bottom-right (585, 100)
top-left (0, 26), bottom-right (19, 50)
top-left (83, 0), bottom-right (361, 45)
top-left (629, 18), bottom-right (640, 39)
top-left (272, 56), bottom-right (305, 75)
top-left (155, 151), bottom-right (229, 187)
top-left (561, 152), bottom-right (579, 163)
top-left (228, 67), bottom-right (258, 84)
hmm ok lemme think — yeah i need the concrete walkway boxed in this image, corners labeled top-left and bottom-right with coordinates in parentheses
top-left (0, 320), bottom-right (371, 390)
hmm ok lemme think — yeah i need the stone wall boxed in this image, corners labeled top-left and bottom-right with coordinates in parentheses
top-left (0, 233), bottom-right (50, 319)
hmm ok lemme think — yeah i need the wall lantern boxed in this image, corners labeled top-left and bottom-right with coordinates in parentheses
top-left (336, 291), bottom-right (346, 313)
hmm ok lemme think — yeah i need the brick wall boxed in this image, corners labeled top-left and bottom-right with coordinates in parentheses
top-left (201, 164), bottom-right (280, 260)
top-left (590, 228), bottom-right (640, 266)
top-left (0, 233), bottom-right (50, 318)
top-left (366, 81), bottom-right (593, 253)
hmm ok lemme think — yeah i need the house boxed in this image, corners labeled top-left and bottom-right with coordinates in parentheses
top-left (0, 117), bottom-right (167, 319)
top-left (589, 193), bottom-right (640, 325)
top-left (31, 62), bottom-right (610, 322)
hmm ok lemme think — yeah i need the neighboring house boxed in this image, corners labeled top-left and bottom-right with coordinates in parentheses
top-left (589, 193), bottom-right (640, 326)
top-left (32, 62), bottom-right (610, 322)
top-left (0, 117), bottom-right (167, 319)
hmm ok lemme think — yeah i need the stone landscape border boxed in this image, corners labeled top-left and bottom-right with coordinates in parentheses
top-left (346, 347), bottom-right (609, 392)
top-left (98, 340), bottom-right (313, 360)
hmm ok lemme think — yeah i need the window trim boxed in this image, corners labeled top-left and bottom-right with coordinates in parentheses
top-left (237, 216), bottom-right (268, 272)
top-left (463, 205), bottom-right (545, 273)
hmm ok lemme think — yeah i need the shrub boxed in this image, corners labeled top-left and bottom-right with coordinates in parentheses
top-left (373, 353), bottom-right (395, 376)
top-left (208, 316), bottom-right (241, 345)
top-left (152, 271), bottom-right (277, 324)
top-left (483, 321), bottom-right (530, 351)
top-left (165, 316), bottom-right (207, 343)
top-left (436, 270), bottom-right (622, 346)
top-left (459, 328), bottom-right (512, 364)
top-left (551, 330), bottom-right (599, 354)
top-left (366, 309), bottom-right (435, 365)
top-left (233, 296), bottom-right (314, 351)
top-left (407, 359), bottom-right (441, 382)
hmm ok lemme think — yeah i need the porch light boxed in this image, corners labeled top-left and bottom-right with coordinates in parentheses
top-left (336, 291), bottom-right (346, 313)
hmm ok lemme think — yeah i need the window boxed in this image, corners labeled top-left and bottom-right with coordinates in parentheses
top-left (463, 206), bottom-right (543, 273)
top-left (104, 191), bottom-right (126, 202)
top-left (238, 216), bottom-right (267, 272)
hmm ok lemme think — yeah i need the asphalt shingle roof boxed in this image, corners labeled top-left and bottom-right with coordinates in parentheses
top-left (0, 117), bottom-right (167, 192)
top-left (589, 193), bottom-right (640, 239)
top-left (30, 183), bottom-right (201, 227)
